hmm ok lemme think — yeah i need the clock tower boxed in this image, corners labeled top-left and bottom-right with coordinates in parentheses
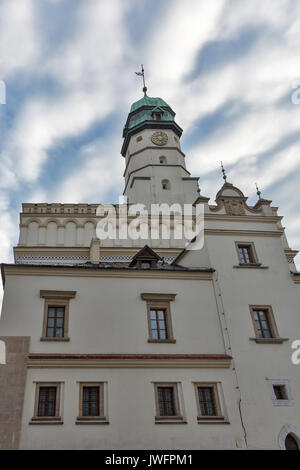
top-left (122, 91), bottom-right (199, 206)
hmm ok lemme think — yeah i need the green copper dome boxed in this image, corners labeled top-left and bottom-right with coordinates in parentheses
top-left (130, 95), bottom-right (170, 113)
top-left (121, 92), bottom-right (182, 156)
top-left (126, 93), bottom-right (175, 131)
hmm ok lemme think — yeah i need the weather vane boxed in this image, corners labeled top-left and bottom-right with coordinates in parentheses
top-left (135, 64), bottom-right (147, 94)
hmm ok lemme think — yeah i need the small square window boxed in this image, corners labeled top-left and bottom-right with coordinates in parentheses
top-left (273, 385), bottom-right (287, 400)
top-left (154, 383), bottom-right (184, 422)
top-left (268, 380), bottom-right (294, 406)
top-left (194, 383), bottom-right (224, 421)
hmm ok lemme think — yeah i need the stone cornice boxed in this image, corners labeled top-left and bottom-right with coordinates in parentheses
top-left (27, 353), bottom-right (232, 369)
top-left (2, 264), bottom-right (214, 281)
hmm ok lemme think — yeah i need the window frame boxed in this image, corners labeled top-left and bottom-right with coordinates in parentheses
top-left (235, 241), bottom-right (259, 265)
top-left (40, 290), bottom-right (76, 341)
top-left (249, 305), bottom-right (279, 341)
top-left (76, 382), bottom-right (108, 424)
top-left (30, 382), bottom-right (62, 423)
top-left (153, 382), bottom-right (184, 422)
top-left (194, 382), bottom-right (224, 421)
top-left (141, 293), bottom-right (176, 343)
top-left (267, 379), bottom-right (294, 406)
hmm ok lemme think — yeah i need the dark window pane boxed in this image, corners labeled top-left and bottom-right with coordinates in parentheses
top-left (82, 386), bottom-right (100, 416)
top-left (157, 387), bottom-right (176, 416)
top-left (46, 306), bottom-right (65, 338)
top-left (38, 387), bottom-right (57, 417)
top-left (198, 387), bottom-right (217, 416)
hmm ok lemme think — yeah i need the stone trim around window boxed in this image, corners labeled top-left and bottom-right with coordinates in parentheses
top-left (235, 241), bottom-right (260, 266)
top-left (153, 382), bottom-right (186, 424)
top-left (267, 379), bottom-right (294, 407)
top-left (249, 305), bottom-right (280, 340)
top-left (30, 382), bottom-right (63, 424)
top-left (141, 293), bottom-right (176, 344)
top-left (76, 382), bottom-right (109, 424)
top-left (40, 290), bottom-right (76, 341)
top-left (193, 382), bottom-right (225, 423)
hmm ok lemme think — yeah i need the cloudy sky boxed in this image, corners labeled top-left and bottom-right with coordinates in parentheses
top-left (0, 0), bottom-right (300, 304)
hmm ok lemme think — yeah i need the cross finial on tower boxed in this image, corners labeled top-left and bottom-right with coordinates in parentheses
top-left (221, 161), bottom-right (229, 184)
top-left (255, 182), bottom-right (262, 200)
top-left (135, 64), bottom-right (147, 94)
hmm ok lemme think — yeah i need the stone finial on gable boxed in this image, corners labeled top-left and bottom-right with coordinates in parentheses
top-left (89, 238), bottom-right (100, 264)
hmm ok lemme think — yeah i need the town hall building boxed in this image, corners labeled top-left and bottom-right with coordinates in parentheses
top-left (0, 86), bottom-right (300, 450)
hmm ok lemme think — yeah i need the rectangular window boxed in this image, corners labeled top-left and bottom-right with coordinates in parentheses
top-left (40, 290), bottom-right (76, 341)
top-left (197, 387), bottom-right (217, 416)
top-left (38, 386), bottom-right (57, 417)
top-left (250, 306), bottom-right (279, 340)
top-left (77, 383), bottom-right (107, 423)
top-left (141, 293), bottom-right (176, 343)
top-left (154, 383), bottom-right (183, 422)
top-left (155, 113), bottom-right (161, 120)
top-left (82, 386), bottom-right (100, 416)
top-left (158, 386), bottom-right (176, 416)
top-left (31, 382), bottom-right (62, 423)
top-left (194, 383), bottom-right (224, 421)
top-left (235, 242), bottom-right (258, 265)
top-left (46, 306), bottom-right (65, 338)
top-left (150, 308), bottom-right (168, 340)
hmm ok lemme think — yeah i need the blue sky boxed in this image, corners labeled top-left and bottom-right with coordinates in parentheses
top-left (0, 0), bottom-right (300, 304)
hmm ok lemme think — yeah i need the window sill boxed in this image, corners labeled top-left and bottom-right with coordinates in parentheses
top-left (29, 417), bottom-right (63, 425)
top-left (233, 264), bottom-right (268, 269)
top-left (272, 400), bottom-right (294, 407)
top-left (76, 419), bottom-right (109, 425)
top-left (197, 419), bottom-right (230, 424)
top-left (40, 337), bottom-right (70, 342)
top-left (148, 339), bottom-right (176, 344)
top-left (155, 416), bottom-right (186, 424)
top-left (249, 337), bottom-right (289, 344)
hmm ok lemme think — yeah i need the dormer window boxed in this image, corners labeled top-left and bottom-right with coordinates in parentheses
top-left (129, 245), bottom-right (162, 269)
top-left (151, 106), bottom-right (164, 122)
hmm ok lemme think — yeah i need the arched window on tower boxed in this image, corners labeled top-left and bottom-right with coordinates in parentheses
top-left (162, 179), bottom-right (171, 190)
top-left (159, 156), bottom-right (167, 164)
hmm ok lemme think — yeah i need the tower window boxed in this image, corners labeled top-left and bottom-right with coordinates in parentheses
top-left (236, 242), bottom-right (258, 264)
top-left (250, 306), bottom-right (278, 339)
top-left (162, 179), bottom-right (170, 190)
top-left (159, 156), bottom-right (167, 164)
top-left (155, 113), bottom-right (161, 121)
top-left (31, 382), bottom-right (62, 423)
top-left (194, 383), bottom-right (224, 421)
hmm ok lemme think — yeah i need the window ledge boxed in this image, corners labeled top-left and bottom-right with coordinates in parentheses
top-left (197, 418), bottom-right (229, 424)
top-left (272, 400), bottom-right (294, 407)
top-left (155, 419), bottom-right (187, 425)
top-left (249, 337), bottom-right (289, 344)
top-left (233, 264), bottom-right (268, 269)
top-left (40, 337), bottom-right (70, 342)
top-left (75, 419), bottom-right (109, 425)
top-left (29, 418), bottom-right (63, 425)
top-left (148, 339), bottom-right (176, 344)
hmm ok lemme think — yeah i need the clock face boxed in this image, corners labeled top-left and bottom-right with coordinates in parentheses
top-left (151, 131), bottom-right (168, 146)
